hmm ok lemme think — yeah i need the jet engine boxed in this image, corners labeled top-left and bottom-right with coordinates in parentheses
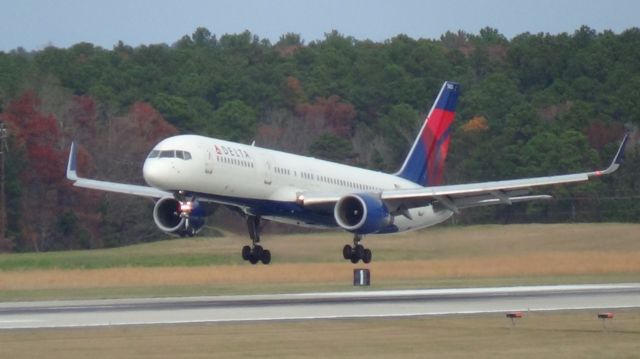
top-left (334, 193), bottom-right (392, 234)
top-left (153, 197), bottom-right (208, 236)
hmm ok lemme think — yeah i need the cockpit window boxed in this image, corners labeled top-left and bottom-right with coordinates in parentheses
top-left (150, 149), bottom-right (192, 160)
top-left (159, 150), bottom-right (175, 158)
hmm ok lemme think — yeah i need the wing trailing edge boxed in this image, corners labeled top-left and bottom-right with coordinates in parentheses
top-left (300, 133), bottom-right (630, 213)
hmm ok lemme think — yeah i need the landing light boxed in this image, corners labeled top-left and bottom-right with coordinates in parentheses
top-left (181, 201), bottom-right (193, 213)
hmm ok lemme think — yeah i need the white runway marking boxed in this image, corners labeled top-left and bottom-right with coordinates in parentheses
top-left (1, 283), bottom-right (639, 329)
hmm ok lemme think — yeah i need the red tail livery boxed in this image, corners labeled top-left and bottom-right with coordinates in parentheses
top-left (395, 81), bottom-right (459, 186)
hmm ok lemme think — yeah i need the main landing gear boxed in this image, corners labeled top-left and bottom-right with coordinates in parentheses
top-left (342, 234), bottom-right (372, 264)
top-left (242, 215), bottom-right (271, 265)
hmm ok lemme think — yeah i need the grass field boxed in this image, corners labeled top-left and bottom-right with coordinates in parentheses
top-left (0, 223), bottom-right (639, 301)
top-left (1, 309), bottom-right (639, 358)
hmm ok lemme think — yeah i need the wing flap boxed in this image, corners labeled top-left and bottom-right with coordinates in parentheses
top-left (442, 194), bottom-right (553, 211)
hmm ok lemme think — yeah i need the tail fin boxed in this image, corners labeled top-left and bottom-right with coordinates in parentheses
top-left (395, 81), bottom-right (460, 187)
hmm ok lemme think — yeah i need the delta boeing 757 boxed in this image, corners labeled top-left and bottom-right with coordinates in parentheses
top-left (66, 81), bottom-right (628, 265)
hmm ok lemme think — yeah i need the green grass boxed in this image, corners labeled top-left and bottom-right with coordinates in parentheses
top-left (2, 223), bottom-right (639, 271)
top-left (0, 223), bottom-right (639, 302)
top-left (0, 237), bottom-right (241, 270)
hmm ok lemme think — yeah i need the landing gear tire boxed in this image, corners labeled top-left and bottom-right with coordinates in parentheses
top-left (343, 245), bottom-right (352, 260)
top-left (253, 245), bottom-right (264, 259)
top-left (242, 245), bottom-right (251, 261)
top-left (343, 235), bottom-right (372, 264)
top-left (362, 249), bottom-right (372, 264)
top-left (245, 246), bottom-right (270, 265)
top-left (242, 216), bottom-right (272, 265)
top-left (261, 250), bottom-right (271, 265)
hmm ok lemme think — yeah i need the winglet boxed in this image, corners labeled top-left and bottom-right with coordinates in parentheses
top-left (588, 133), bottom-right (629, 177)
top-left (66, 142), bottom-right (79, 181)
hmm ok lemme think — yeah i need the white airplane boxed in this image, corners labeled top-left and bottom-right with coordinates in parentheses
top-left (66, 81), bottom-right (628, 265)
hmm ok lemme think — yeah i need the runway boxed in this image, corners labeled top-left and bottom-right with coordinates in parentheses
top-left (1, 283), bottom-right (639, 329)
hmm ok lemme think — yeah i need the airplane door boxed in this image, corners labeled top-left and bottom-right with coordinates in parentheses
top-left (263, 155), bottom-right (273, 185)
top-left (205, 148), bottom-right (214, 174)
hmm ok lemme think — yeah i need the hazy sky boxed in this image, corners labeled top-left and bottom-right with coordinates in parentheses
top-left (1, 0), bottom-right (638, 51)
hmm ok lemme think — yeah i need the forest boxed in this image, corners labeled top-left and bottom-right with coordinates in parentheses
top-left (0, 26), bottom-right (638, 252)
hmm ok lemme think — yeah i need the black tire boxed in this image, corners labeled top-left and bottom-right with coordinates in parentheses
top-left (362, 249), bottom-right (372, 264)
top-left (242, 245), bottom-right (251, 261)
top-left (342, 245), bottom-right (352, 260)
top-left (261, 250), bottom-right (271, 265)
top-left (350, 253), bottom-right (360, 264)
top-left (253, 245), bottom-right (264, 259)
top-left (355, 244), bottom-right (365, 259)
top-left (249, 255), bottom-right (259, 265)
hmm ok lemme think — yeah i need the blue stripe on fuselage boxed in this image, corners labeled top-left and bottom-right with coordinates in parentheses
top-left (193, 192), bottom-right (335, 227)
top-left (188, 192), bottom-right (400, 233)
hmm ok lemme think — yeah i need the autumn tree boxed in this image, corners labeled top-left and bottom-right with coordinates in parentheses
top-left (1, 92), bottom-right (67, 250)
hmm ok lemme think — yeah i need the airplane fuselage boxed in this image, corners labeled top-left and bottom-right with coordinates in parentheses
top-left (142, 134), bottom-right (453, 233)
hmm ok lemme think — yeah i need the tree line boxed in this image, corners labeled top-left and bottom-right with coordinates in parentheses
top-left (0, 26), bottom-right (638, 251)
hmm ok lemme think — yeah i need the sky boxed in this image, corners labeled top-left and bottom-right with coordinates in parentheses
top-left (0, 0), bottom-right (638, 51)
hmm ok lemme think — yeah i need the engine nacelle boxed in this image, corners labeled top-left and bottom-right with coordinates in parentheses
top-left (334, 193), bottom-right (392, 234)
top-left (153, 197), bottom-right (207, 236)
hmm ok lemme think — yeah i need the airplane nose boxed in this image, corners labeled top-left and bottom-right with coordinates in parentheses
top-left (143, 159), bottom-right (166, 188)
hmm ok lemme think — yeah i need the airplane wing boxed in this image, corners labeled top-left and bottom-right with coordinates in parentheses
top-left (302, 134), bottom-right (629, 214)
top-left (66, 142), bottom-right (171, 198)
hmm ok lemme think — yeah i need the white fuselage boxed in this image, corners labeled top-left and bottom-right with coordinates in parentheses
top-left (142, 135), bottom-right (452, 233)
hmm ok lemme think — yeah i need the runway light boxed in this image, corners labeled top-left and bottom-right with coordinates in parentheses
top-left (506, 311), bottom-right (524, 327)
top-left (598, 312), bottom-right (614, 319)
top-left (598, 312), bottom-right (614, 330)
